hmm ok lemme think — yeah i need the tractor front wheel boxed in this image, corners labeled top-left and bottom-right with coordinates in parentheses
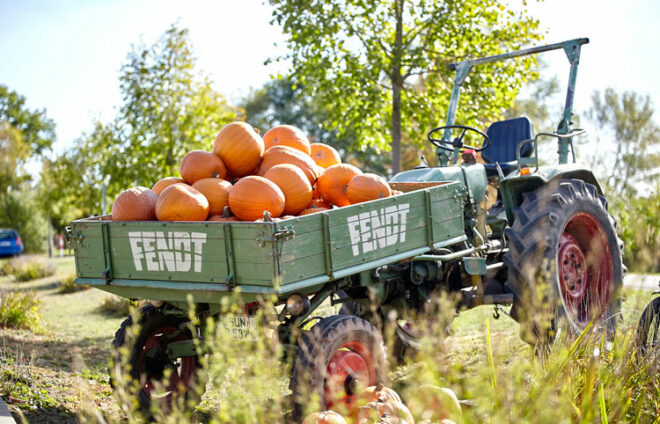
top-left (504, 179), bottom-right (623, 345)
top-left (290, 314), bottom-right (387, 420)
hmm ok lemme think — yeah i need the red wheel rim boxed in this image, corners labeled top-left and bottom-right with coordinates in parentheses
top-left (324, 341), bottom-right (375, 411)
top-left (558, 212), bottom-right (614, 327)
top-left (138, 326), bottom-right (196, 400)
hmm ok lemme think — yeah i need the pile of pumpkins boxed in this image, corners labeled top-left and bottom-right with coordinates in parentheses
top-left (111, 122), bottom-right (395, 222)
top-left (304, 383), bottom-right (463, 424)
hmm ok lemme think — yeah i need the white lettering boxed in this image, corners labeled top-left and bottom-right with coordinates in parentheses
top-left (347, 216), bottom-right (361, 256)
top-left (128, 232), bottom-right (144, 271)
top-left (359, 212), bottom-right (373, 253)
top-left (346, 203), bottom-right (411, 256)
top-left (127, 231), bottom-right (207, 273)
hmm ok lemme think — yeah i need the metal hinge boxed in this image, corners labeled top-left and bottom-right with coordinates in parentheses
top-left (256, 226), bottom-right (296, 247)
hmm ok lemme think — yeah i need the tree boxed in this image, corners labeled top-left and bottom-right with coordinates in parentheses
top-left (44, 24), bottom-right (238, 222)
top-left (269, 0), bottom-right (542, 173)
top-left (241, 77), bottom-right (390, 174)
top-left (588, 88), bottom-right (660, 196)
top-left (0, 85), bottom-right (56, 157)
top-left (0, 86), bottom-right (56, 252)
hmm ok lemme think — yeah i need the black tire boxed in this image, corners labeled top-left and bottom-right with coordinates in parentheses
top-left (636, 297), bottom-right (660, 356)
top-left (290, 314), bottom-right (387, 420)
top-left (111, 305), bottom-right (204, 414)
top-left (504, 179), bottom-right (624, 345)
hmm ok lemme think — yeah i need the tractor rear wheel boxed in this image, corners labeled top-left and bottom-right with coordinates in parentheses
top-left (289, 314), bottom-right (387, 420)
top-left (504, 179), bottom-right (623, 345)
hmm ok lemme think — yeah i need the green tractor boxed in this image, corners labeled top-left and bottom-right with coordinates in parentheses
top-left (69, 37), bottom-right (623, 417)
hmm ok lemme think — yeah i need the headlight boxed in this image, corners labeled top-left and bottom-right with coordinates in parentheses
top-left (286, 293), bottom-right (310, 316)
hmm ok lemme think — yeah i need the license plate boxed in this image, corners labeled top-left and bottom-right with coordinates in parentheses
top-left (219, 314), bottom-right (258, 340)
top-left (0, 241), bottom-right (10, 247)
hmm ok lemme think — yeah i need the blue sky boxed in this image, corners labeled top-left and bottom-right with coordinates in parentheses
top-left (1, 0), bottom-right (658, 158)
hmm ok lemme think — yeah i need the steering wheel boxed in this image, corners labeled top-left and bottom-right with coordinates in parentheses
top-left (427, 125), bottom-right (491, 152)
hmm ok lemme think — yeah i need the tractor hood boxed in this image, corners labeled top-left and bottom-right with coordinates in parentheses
top-left (390, 164), bottom-right (488, 204)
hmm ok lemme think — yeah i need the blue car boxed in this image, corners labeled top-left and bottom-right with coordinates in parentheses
top-left (0, 229), bottom-right (23, 256)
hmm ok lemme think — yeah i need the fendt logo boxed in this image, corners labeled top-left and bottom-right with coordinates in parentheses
top-left (347, 203), bottom-right (410, 256)
top-left (128, 231), bottom-right (207, 273)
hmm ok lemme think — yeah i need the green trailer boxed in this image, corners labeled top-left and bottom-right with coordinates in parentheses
top-left (70, 180), bottom-right (466, 304)
top-left (69, 37), bottom-right (624, 418)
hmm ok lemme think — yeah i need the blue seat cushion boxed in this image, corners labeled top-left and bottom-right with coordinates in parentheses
top-left (482, 117), bottom-right (533, 177)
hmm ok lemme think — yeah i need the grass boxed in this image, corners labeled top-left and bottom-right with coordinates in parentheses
top-left (0, 256), bottom-right (657, 423)
top-left (1, 256), bottom-right (56, 282)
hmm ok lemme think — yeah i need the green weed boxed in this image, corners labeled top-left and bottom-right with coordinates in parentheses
top-left (2, 256), bottom-right (55, 282)
top-left (0, 290), bottom-right (41, 331)
top-left (58, 273), bottom-right (88, 294)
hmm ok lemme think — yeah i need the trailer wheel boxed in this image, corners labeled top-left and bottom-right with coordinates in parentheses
top-left (290, 314), bottom-right (387, 420)
top-left (504, 179), bottom-right (623, 345)
top-left (636, 297), bottom-right (660, 356)
top-left (111, 305), bottom-right (204, 413)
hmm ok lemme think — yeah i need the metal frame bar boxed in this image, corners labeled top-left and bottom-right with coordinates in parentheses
top-left (440, 38), bottom-right (589, 165)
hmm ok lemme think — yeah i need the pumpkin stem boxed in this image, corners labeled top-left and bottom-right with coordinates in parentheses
top-left (221, 206), bottom-right (233, 218)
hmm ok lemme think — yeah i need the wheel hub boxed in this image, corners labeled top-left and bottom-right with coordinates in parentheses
top-left (557, 212), bottom-right (614, 327)
top-left (558, 233), bottom-right (588, 301)
top-left (324, 342), bottom-right (374, 411)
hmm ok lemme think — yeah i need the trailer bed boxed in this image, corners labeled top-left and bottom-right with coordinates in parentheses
top-left (70, 181), bottom-right (466, 303)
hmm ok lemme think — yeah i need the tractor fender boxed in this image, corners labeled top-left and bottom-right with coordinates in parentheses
top-left (500, 164), bottom-right (603, 224)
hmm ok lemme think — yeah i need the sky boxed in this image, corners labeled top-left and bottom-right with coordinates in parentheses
top-left (1, 0), bottom-right (659, 159)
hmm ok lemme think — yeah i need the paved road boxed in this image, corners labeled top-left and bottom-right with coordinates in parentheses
top-left (0, 398), bottom-right (15, 424)
top-left (624, 273), bottom-right (659, 292)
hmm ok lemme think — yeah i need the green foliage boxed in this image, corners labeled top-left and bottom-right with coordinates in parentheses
top-left (43, 24), bottom-right (239, 220)
top-left (269, 0), bottom-right (542, 172)
top-left (611, 190), bottom-right (660, 273)
top-left (58, 274), bottom-right (88, 294)
top-left (97, 295), bottom-right (133, 316)
top-left (2, 256), bottom-right (55, 281)
top-left (0, 190), bottom-right (49, 253)
top-left (241, 77), bottom-right (390, 174)
top-left (0, 290), bottom-right (41, 331)
top-left (589, 88), bottom-right (660, 196)
top-left (505, 61), bottom-right (561, 134)
top-left (0, 85), bottom-right (55, 158)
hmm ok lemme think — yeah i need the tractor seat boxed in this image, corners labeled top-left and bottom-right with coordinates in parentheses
top-left (481, 117), bottom-right (534, 178)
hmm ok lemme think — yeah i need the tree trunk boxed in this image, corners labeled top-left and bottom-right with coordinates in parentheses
top-left (391, 0), bottom-right (404, 175)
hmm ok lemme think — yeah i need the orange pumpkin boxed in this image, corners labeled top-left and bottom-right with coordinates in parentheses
top-left (302, 410), bottom-right (347, 424)
top-left (192, 178), bottom-right (232, 216)
top-left (208, 214), bottom-right (239, 222)
top-left (307, 198), bottom-right (331, 209)
top-left (179, 150), bottom-right (228, 184)
top-left (360, 383), bottom-right (403, 405)
top-left (263, 125), bottom-right (311, 155)
top-left (208, 206), bottom-right (240, 222)
top-left (299, 206), bottom-right (330, 216)
top-left (213, 122), bottom-right (265, 177)
top-left (228, 176), bottom-right (285, 221)
top-left (155, 184), bottom-right (209, 221)
top-left (310, 143), bottom-right (341, 168)
top-left (263, 164), bottom-right (313, 215)
top-left (258, 145), bottom-right (320, 185)
top-left (111, 186), bottom-right (158, 221)
top-left (152, 177), bottom-right (186, 196)
top-left (346, 173), bottom-right (391, 204)
top-left (317, 163), bottom-right (362, 207)
top-left (355, 400), bottom-right (413, 424)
